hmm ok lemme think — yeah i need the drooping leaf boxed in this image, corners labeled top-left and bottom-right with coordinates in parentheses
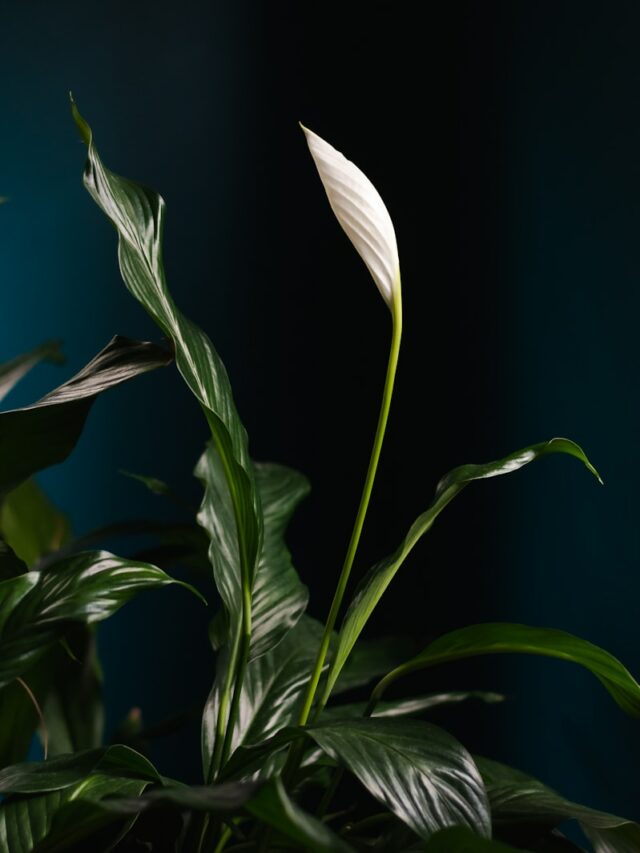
top-left (479, 757), bottom-right (640, 853)
top-left (0, 340), bottom-right (64, 405)
top-left (0, 550), bottom-right (204, 687)
top-left (0, 773), bottom-right (150, 853)
top-left (367, 623), bottom-right (640, 717)
top-left (324, 438), bottom-right (601, 701)
top-left (202, 616), bottom-right (323, 780)
top-left (196, 448), bottom-right (309, 662)
top-left (0, 479), bottom-right (72, 567)
top-left (302, 125), bottom-right (401, 312)
top-left (72, 100), bottom-right (261, 604)
top-left (324, 691), bottom-right (505, 721)
top-left (306, 718), bottom-right (491, 841)
top-left (0, 335), bottom-right (172, 497)
top-left (424, 827), bottom-right (529, 852)
top-left (0, 744), bottom-right (160, 793)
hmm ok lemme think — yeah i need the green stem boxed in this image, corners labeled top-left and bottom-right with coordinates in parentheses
top-left (284, 297), bottom-right (402, 787)
top-left (305, 301), bottom-right (402, 725)
top-left (209, 623), bottom-right (242, 781)
top-left (220, 583), bottom-right (252, 767)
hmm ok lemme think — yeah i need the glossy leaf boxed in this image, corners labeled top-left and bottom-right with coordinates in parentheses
top-left (302, 125), bottom-right (401, 311)
top-left (424, 827), bottom-right (528, 852)
top-left (35, 777), bottom-right (353, 853)
top-left (479, 757), bottom-right (640, 852)
top-left (0, 745), bottom-right (160, 793)
top-left (73, 100), bottom-right (261, 598)
top-left (0, 335), bottom-right (172, 497)
top-left (324, 690), bottom-right (505, 721)
top-left (0, 479), bottom-right (71, 567)
top-left (203, 616), bottom-right (323, 779)
top-left (196, 448), bottom-right (309, 662)
top-left (307, 719), bottom-right (491, 841)
top-left (369, 623), bottom-right (640, 717)
top-left (0, 773), bottom-right (149, 853)
top-left (0, 550), bottom-right (204, 687)
top-left (0, 341), bottom-right (64, 405)
top-left (325, 438), bottom-right (601, 700)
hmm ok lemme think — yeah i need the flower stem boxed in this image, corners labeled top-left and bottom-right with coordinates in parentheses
top-left (290, 296), bottom-right (402, 767)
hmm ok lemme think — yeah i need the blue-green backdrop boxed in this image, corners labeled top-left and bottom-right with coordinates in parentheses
top-left (0, 0), bottom-right (638, 820)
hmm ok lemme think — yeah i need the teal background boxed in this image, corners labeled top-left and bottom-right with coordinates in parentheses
top-left (0, 0), bottom-right (638, 822)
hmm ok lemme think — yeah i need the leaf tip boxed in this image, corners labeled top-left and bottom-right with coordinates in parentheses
top-left (69, 94), bottom-right (92, 147)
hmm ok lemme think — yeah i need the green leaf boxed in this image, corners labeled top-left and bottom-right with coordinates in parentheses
top-left (306, 719), bottom-right (491, 841)
top-left (324, 691), bottom-right (505, 721)
top-left (0, 745), bottom-right (160, 793)
top-left (120, 469), bottom-right (172, 496)
top-left (479, 757), bottom-right (640, 853)
top-left (0, 550), bottom-right (204, 687)
top-left (249, 462), bottom-right (310, 660)
top-left (0, 480), bottom-right (72, 567)
top-left (424, 827), bottom-right (529, 852)
top-left (73, 100), bottom-right (261, 603)
top-left (34, 777), bottom-right (354, 853)
top-left (246, 776), bottom-right (354, 852)
top-left (0, 773), bottom-right (150, 853)
top-left (0, 341), bottom-right (64, 404)
top-left (196, 448), bottom-right (309, 661)
top-left (203, 616), bottom-right (323, 780)
top-left (0, 335), bottom-right (172, 498)
top-left (368, 623), bottom-right (640, 717)
top-left (325, 438), bottom-right (601, 700)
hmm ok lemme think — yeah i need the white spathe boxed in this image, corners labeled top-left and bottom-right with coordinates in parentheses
top-left (302, 125), bottom-right (401, 309)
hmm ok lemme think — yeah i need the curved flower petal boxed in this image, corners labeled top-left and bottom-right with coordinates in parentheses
top-left (302, 125), bottom-right (401, 310)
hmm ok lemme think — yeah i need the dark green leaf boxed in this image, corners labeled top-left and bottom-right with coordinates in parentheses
top-left (368, 624), bottom-right (640, 717)
top-left (0, 773), bottom-right (149, 853)
top-left (479, 757), bottom-right (640, 853)
top-left (0, 550), bottom-right (204, 687)
top-left (306, 719), bottom-right (491, 841)
top-left (246, 777), bottom-right (354, 852)
top-left (0, 341), bottom-right (64, 405)
top-left (196, 449), bottom-right (309, 662)
top-left (43, 626), bottom-right (104, 755)
top-left (120, 469), bottom-right (172, 496)
top-left (0, 745), bottom-right (160, 793)
top-left (0, 480), bottom-right (72, 567)
top-left (424, 827), bottom-right (529, 852)
top-left (324, 691), bottom-right (505, 721)
top-left (73, 100), bottom-right (261, 606)
top-left (203, 616), bottom-right (323, 780)
top-left (325, 438), bottom-right (601, 699)
top-left (0, 336), bottom-right (172, 497)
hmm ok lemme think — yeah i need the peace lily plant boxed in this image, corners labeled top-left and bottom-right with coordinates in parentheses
top-left (0, 101), bottom-right (636, 853)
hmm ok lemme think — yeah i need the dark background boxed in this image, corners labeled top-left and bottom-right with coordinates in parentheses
top-left (1, 0), bottom-right (638, 820)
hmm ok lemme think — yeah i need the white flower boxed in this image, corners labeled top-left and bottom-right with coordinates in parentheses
top-left (302, 125), bottom-right (401, 311)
